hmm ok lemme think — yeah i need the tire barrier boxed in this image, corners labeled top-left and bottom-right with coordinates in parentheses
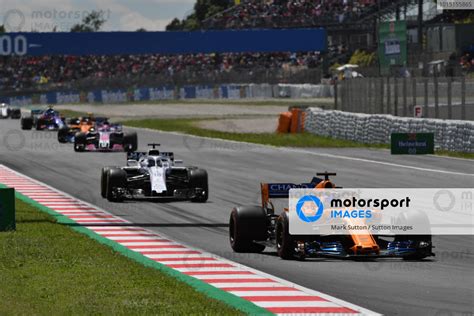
top-left (304, 107), bottom-right (474, 153)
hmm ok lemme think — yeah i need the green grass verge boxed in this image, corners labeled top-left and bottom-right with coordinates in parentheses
top-left (433, 150), bottom-right (474, 159)
top-left (0, 198), bottom-right (244, 315)
top-left (122, 118), bottom-right (383, 149)
top-left (121, 118), bottom-right (474, 159)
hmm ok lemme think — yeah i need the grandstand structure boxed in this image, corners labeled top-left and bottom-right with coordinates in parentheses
top-left (1, 0), bottom-right (473, 96)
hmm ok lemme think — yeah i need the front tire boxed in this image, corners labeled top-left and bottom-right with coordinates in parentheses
top-left (58, 127), bottom-right (69, 143)
top-left (276, 212), bottom-right (294, 260)
top-left (123, 132), bottom-right (138, 152)
top-left (395, 210), bottom-right (433, 260)
top-left (106, 168), bottom-right (127, 202)
top-left (35, 119), bottom-right (44, 130)
top-left (229, 206), bottom-right (266, 253)
top-left (74, 132), bottom-right (87, 152)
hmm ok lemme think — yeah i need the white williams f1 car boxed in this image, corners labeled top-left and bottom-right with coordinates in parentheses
top-left (1, 103), bottom-right (21, 119)
top-left (101, 144), bottom-right (208, 203)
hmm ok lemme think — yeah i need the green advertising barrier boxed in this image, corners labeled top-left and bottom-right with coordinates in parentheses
top-left (391, 133), bottom-right (434, 155)
top-left (378, 21), bottom-right (407, 76)
top-left (0, 188), bottom-right (15, 231)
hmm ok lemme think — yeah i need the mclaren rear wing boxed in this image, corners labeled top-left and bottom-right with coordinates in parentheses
top-left (260, 177), bottom-right (324, 207)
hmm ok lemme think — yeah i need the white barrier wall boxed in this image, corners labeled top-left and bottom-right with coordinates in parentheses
top-left (4, 83), bottom-right (334, 106)
top-left (304, 107), bottom-right (474, 153)
top-left (243, 84), bottom-right (334, 98)
top-left (275, 84), bottom-right (334, 98)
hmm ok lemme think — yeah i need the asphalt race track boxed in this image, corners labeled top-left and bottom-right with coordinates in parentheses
top-left (1, 119), bottom-right (473, 315)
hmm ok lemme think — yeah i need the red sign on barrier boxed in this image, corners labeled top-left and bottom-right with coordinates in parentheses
top-left (414, 105), bottom-right (422, 118)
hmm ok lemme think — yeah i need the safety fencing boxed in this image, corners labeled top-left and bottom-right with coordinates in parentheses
top-left (335, 76), bottom-right (474, 121)
top-left (1, 83), bottom-right (334, 106)
top-left (304, 107), bottom-right (474, 153)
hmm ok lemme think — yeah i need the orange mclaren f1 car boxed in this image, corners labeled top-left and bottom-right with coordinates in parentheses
top-left (229, 172), bottom-right (434, 260)
top-left (57, 114), bottom-right (100, 143)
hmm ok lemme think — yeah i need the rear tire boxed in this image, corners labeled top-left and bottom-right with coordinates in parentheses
top-left (10, 110), bottom-right (20, 119)
top-left (229, 206), bottom-right (266, 253)
top-left (106, 168), bottom-right (127, 202)
top-left (123, 132), bottom-right (138, 152)
top-left (58, 127), bottom-right (69, 143)
top-left (35, 119), bottom-right (44, 130)
top-left (276, 212), bottom-right (294, 260)
top-left (21, 117), bottom-right (33, 130)
top-left (74, 132), bottom-right (87, 152)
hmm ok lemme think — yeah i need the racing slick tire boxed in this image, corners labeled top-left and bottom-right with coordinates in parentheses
top-left (10, 110), bottom-right (21, 119)
top-left (106, 168), bottom-right (127, 202)
top-left (229, 206), bottom-right (266, 253)
top-left (101, 167), bottom-right (112, 198)
top-left (74, 132), bottom-right (87, 152)
top-left (58, 127), bottom-right (69, 143)
top-left (189, 168), bottom-right (208, 203)
top-left (35, 118), bottom-right (44, 130)
top-left (395, 210), bottom-right (432, 260)
top-left (276, 211), bottom-right (295, 260)
top-left (21, 117), bottom-right (33, 130)
top-left (123, 132), bottom-right (138, 152)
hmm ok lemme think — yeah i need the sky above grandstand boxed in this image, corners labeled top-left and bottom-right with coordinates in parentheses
top-left (1, 0), bottom-right (196, 32)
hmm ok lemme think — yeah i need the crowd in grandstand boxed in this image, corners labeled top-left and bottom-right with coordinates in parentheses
top-left (460, 53), bottom-right (474, 72)
top-left (3, 0), bottom-right (471, 91)
top-left (0, 51), bottom-right (323, 90)
top-left (203, 0), bottom-right (384, 29)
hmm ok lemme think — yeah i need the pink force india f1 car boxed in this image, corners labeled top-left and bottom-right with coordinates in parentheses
top-left (73, 119), bottom-right (137, 152)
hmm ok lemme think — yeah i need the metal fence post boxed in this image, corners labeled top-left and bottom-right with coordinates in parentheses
top-left (351, 79), bottom-right (356, 113)
top-left (346, 79), bottom-right (354, 112)
top-left (447, 77), bottom-right (452, 120)
top-left (403, 77), bottom-right (408, 117)
top-left (356, 79), bottom-right (360, 113)
top-left (334, 80), bottom-right (338, 110)
top-left (434, 75), bottom-right (439, 118)
top-left (394, 77), bottom-right (398, 116)
top-left (380, 77), bottom-right (385, 114)
top-left (424, 77), bottom-right (429, 118)
top-left (367, 78), bottom-right (372, 113)
top-left (412, 78), bottom-right (416, 117)
top-left (346, 79), bottom-right (350, 112)
top-left (461, 76), bottom-right (466, 120)
top-left (387, 77), bottom-right (391, 115)
top-left (341, 80), bottom-right (346, 111)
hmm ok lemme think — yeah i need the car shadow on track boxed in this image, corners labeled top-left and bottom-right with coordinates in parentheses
top-left (62, 222), bottom-right (228, 228)
top-left (258, 251), bottom-right (435, 263)
top-left (109, 198), bottom-right (214, 204)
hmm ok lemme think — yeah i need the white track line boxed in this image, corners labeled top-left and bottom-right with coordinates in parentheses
top-left (132, 128), bottom-right (474, 177)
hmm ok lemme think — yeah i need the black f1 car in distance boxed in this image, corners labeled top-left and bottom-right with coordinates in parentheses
top-left (229, 172), bottom-right (434, 261)
top-left (21, 107), bottom-right (65, 130)
top-left (101, 143), bottom-right (208, 203)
